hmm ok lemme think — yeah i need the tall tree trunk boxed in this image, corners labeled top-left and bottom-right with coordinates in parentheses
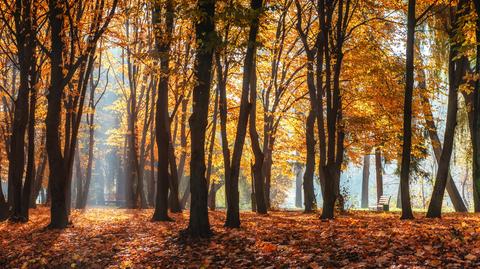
top-left (80, 120), bottom-right (95, 209)
top-left (321, 0), bottom-right (348, 220)
top-left (225, 0), bottom-right (263, 228)
top-left (8, 0), bottom-right (35, 222)
top-left (421, 96), bottom-right (467, 212)
top-left (426, 4), bottom-right (466, 217)
top-left (186, 0), bottom-right (216, 237)
top-left (205, 82), bottom-right (218, 210)
top-left (294, 0), bottom-right (318, 212)
top-left (0, 155), bottom-right (8, 220)
top-left (31, 144), bottom-right (47, 208)
top-left (21, 78), bottom-right (37, 220)
top-left (294, 163), bottom-right (303, 208)
top-left (168, 137), bottom-right (182, 212)
top-left (208, 181), bottom-right (222, 211)
top-left (399, 0), bottom-right (415, 220)
top-left (361, 154), bottom-right (370, 208)
top-left (74, 145), bottom-right (83, 208)
top-left (152, 0), bottom-right (174, 221)
top-left (249, 58), bottom-right (267, 214)
top-left (375, 148), bottom-right (383, 203)
top-left (472, 1), bottom-right (480, 212)
top-left (47, 0), bottom-right (69, 228)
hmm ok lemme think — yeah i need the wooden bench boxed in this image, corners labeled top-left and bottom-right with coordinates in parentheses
top-left (104, 200), bottom-right (126, 207)
top-left (369, 195), bottom-right (391, 211)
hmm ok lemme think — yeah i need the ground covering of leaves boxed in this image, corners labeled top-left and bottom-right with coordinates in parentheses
top-left (2, 208), bottom-right (480, 268)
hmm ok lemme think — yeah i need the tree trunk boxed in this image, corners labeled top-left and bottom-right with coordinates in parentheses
top-left (152, 0), bottom-right (174, 221)
top-left (21, 70), bottom-right (38, 220)
top-left (168, 137), bottom-right (182, 213)
top-left (294, 0), bottom-right (318, 212)
top-left (185, 0), bottom-right (216, 237)
top-left (472, 1), bottom-right (480, 213)
top-left (399, 0), bottom-right (415, 220)
top-left (249, 58), bottom-right (267, 215)
top-left (0, 157), bottom-right (8, 220)
top-left (361, 154), bottom-right (370, 208)
top-left (8, 0), bottom-right (36, 222)
top-left (74, 146), bottom-right (83, 208)
top-left (47, 0), bottom-right (69, 228)
top-left (205, 83), bottom-right (218, 210)
top-left (225, 0), bottom-right (263, 228)
top-left (375, 148), bottom-right (383, 203)
top-left (80, 121), bottom-right (95, 209)
top-left (426, 8), bottom-right (465, 217)
top-left (304, 110), bottom-right (316, 212)
top-left (294, 163), bottom-right (303, 208)
top-left (208, 181), bottom-right (222, 211)
top-left (31, 144), bottom-right (47, 208)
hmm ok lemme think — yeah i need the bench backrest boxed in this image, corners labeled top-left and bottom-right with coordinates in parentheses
top-left (378, 196), bottom-right (390, 205)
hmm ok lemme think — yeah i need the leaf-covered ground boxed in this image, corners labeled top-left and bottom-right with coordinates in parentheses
top-left (2, 207), bottom-right (480, 268)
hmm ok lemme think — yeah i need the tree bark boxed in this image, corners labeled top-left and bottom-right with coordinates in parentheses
top-left (294, 0), bottom-right (319, 212)
top-left (472, 0), bottom-right (480, 212)
top-left (426, 4), bottom-right (467, 217)
top-left (375, 148), bottom-right (383, 203)
top-left (47, 0), bottom-right (69, 228)
top-left (294, 163), bottom-right (303, 208)
top-left (421, 95), bottom-right (467, 212)
top-left (399, 0), bottom-right (415, 220)
top-left (152, 0), bottom-right (174, 221)
top-left (185, 0), bottom-right (216, 237)
top-left (249, 58), bottom-right (267, 214)
top-left (361, 154), bottom-right (370, 208)
top-left (8, 0), bottom-right (36, 222)
top-left (225, 0), bottom-right (263, 228)
top-left (21, 64), bottom-right (38, 220)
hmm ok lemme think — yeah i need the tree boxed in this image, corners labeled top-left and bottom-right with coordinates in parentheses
top-left (152, 0), bottom-right (175, 222)
top-left (375, 149), bottom-right (383, 203)
top-left (472, 0), bottom-right (480, 212)
top-left (224, 0), bottom-right (263, 228)
top-left (46, 0), bottom-right (117, 228)
top-left (185, 0), bottom-right (216, 237)
top-left (427, 0), bottom-right (468, 218)
top-left (361, 154), bottom-right (370, 208)
top-left (399, 0), bottom-right (416, 220)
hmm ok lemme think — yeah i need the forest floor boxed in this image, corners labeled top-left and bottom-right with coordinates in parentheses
top-left (1, 207), bottom-right (480, 268)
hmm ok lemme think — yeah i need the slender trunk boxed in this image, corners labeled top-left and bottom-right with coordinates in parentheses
top-left (304, 110), bottom-right (316, 212)
top-left (80, 122), bottom-right (95, 209)
top-left (74, 145), bottom-right (83, 208)
top-left (295, 163), bottom-right (303, 208)
top-left (225, 0), bottom-right (263, 228)
top-left (21, 72), bottom-right (38, 220)
top-left (208, 181), bottom-right (222, 211)
top-left (421, 96), bottom-right (467, 212)
top-left (249, 58), bottom-right (267, 214)
top-left (180, 179), bottom-right (190, 208)
top-left (205, 83), bottom-right (218, 209)
top-left (426, 10), bottom-right (464, 217)
top-left (31, 144), bottom-right (47, 208)
top-left (399, 0), bottom-right (415, 220)
top-left (0, 155), bottom-right (8, 220)
top-left (472, 1), bottom-right (480, 212)
top-left (186, 0), bottom-right (216, 237)
top-left (47, 0), bottom-right (69, 228)
top-left (152, 0), bottom-right (174, 221)
top-left (375, 148), bottom-right (383, 203)
top-left (361, 154), bottom-right (370, 208)
top-left (8, 0), bottom-right (35, 221)
top-left (168, 136), bottom-right (181, 212)
top-left (294, 0), bottom-right (318, 212)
